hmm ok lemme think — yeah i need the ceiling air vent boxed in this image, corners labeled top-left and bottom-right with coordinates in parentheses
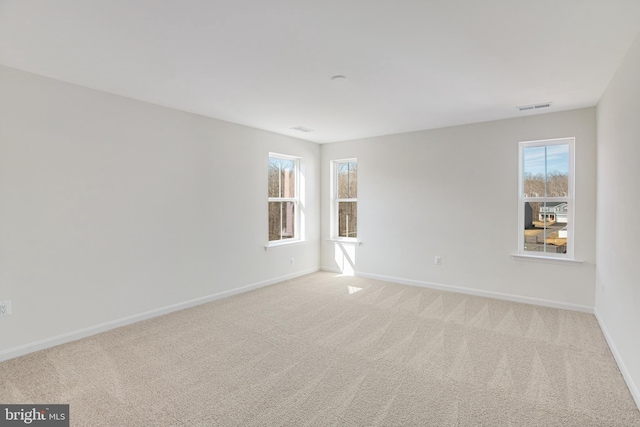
top-left (517, 102), bottom-right (552, 112)
top-left (290, 126), bottom-right (314, 133)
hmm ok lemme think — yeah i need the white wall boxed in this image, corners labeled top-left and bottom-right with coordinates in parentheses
top-left (0, 65), bottom-right (320, 356)
top-left (595, 31), bottom-right (640, 407)
top-left (321, 108), bottom-right (597, 309)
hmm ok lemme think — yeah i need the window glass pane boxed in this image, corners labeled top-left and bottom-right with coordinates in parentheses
top-left (268, 201), bottom-right (295, 241)
top-left (523, 202), bottom-right (568, 254)
top-left (338, 201), bottom-right (357, 238)
top-left (268, 201), bottom-right (281, 241)
top-left (268, 158), bottom-right (280, 198)
top-left (523, 146), bottom-right (545, 197)
top-left (542, 201), bottom-right (568, 254)
top-left (337, 162), bottom-right (357, 199)
top-left (348, 162), bottom-right (357, 198)
top-left (546, 144), bottom-right (569, 197)
top-left (281, 201), bottom-right (295, 239)
top-left (523, 202), bottom-right (546, 252)
top-left (281, 159), bottom-right (296, 198)
top-left (268, 157), bottom-right (296, 198)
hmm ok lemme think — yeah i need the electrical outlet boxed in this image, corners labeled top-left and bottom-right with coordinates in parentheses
top-left (434, 256), bottom-right (442, 265)
top-left (0, 300), bottom-right (11, 317)
top-left (290, 257), bottom-right (295, 266)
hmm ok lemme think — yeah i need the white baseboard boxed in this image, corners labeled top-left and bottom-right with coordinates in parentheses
top-left (594, 309), bottom-right (640, 410)
top-left (0, 268), bottom-right (318, 363)
top-left (355, 271), bottom-right (594, 314)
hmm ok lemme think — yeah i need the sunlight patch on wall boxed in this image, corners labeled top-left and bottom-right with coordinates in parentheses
top-left (334, 242), bottom-right (356, 276)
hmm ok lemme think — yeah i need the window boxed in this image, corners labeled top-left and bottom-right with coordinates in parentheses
top-left (268, 154), bottom-right (299, 243)
top-left (518, 138), bottom-right (574, 258)
top-left (332, 159), bottom-right (357, 239)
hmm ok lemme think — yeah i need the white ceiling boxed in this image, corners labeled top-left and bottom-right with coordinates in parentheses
top-left (1, 1), bottom-right (639, 143)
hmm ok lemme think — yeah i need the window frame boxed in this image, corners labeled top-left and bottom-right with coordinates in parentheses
top-left (517, 137), bottom-right (575, 259)
top-left (267, 153), bottom-right (300, 246)
top-left (331, 158), bottom-right (358, 241)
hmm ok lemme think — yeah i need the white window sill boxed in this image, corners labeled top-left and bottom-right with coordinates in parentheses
top-left (511, 253), bottom-right (584, 265)
top-left (326, 239), bottom-right (362, 246)
top-left (264, 239), bottom-right (307, 251)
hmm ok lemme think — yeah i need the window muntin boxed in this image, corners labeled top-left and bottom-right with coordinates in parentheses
top-left (334, 160), bottom-right (357, 239)
top-left (268, 155), bottom-right (298, 242)
top-left (518, 138), bottom-right (574, 258)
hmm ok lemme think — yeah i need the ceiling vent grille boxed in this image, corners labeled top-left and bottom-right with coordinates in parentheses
top-left (290, 126), bottom-right (314, 133)
top-left (517, 102), bottom-right (552, 112)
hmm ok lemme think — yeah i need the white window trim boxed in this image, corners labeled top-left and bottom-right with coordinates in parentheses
top-left (264, 239), bottom-right (309, 251)
top-left (510, 253), bottom-right (583, 265)
top-left (516, 137), bottom-right (575, 260)
top-left (331, 158), bottom-right (358, 242)
top-left (267, 153), bottom-right (300, 247)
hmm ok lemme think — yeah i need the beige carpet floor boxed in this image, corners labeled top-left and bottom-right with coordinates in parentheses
top-left (1, 272), bottom-right (639, 426)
